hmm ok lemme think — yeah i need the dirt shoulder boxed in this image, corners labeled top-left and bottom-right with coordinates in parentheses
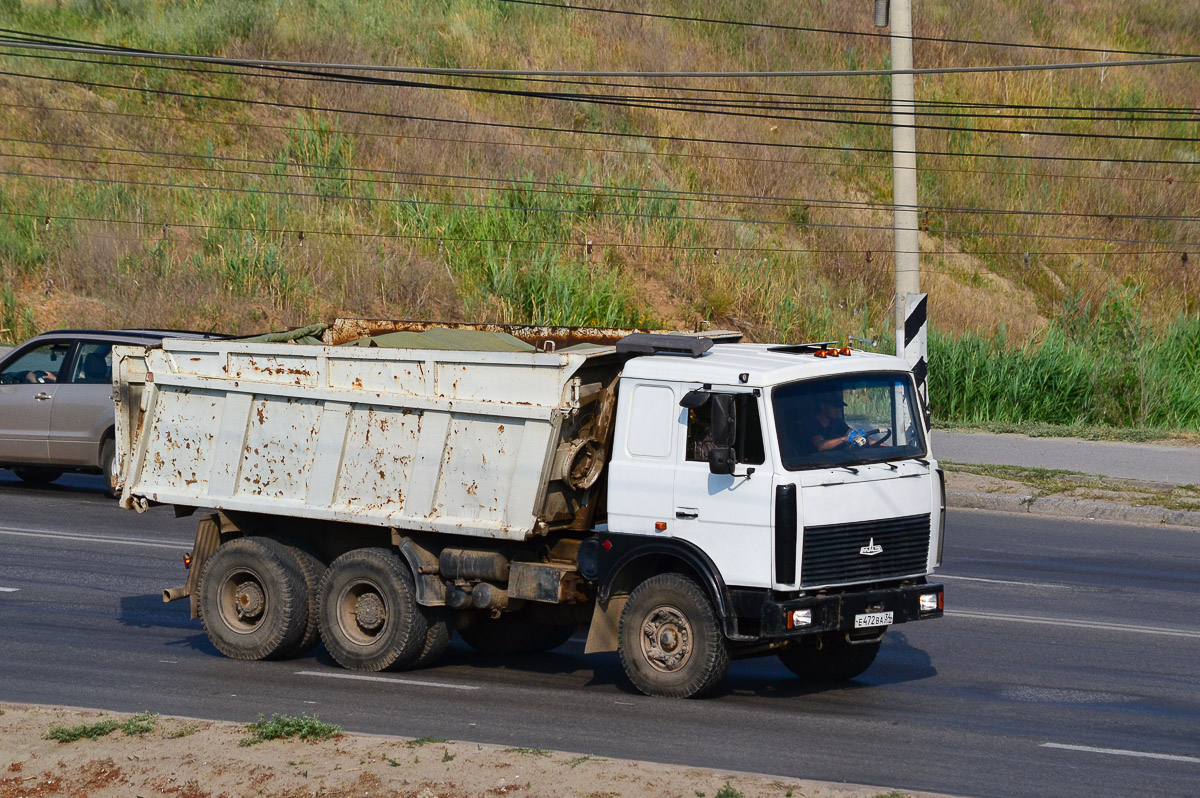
top-left (0, 704), bottom-right (954, 798)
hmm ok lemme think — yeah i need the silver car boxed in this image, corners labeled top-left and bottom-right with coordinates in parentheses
top-left (0, 329), bottom-right (222, 495)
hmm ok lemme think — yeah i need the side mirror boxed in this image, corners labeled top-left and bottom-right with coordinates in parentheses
top-left (707, 446), bottom-right (736, 475)
top-left (710, 393), bottom-right (736, 447)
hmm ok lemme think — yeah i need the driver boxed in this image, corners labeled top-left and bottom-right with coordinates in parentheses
top-left (804, 389), bottom-right (852, 451)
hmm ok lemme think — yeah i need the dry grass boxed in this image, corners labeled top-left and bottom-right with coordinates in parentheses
top-left (0, 0), bottom-right (1196, 346)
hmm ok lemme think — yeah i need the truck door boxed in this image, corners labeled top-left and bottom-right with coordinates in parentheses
top-left (671, 391), bottom-right (774, 589)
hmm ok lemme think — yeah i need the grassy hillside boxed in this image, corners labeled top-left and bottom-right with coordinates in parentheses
top-left (0, 0), bottom-right (1197, 426)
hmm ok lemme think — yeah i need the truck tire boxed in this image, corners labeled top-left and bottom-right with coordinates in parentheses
top-left (618, 573), bottom-right (730, 698)
top-left (197, 537), bottom-right (308, 661)
top-left (276, 541), bottom-right (326, 657)
top-left (13, 468), bottom-right (63, 486)
top-left (318, 548), bottom-right (429, 672)
top-left (460, 616), bottom-right (575, 656)
top-left (777, 634), bottom-right (881, 681)
top-left (408, 610), bottom-right (452, 669)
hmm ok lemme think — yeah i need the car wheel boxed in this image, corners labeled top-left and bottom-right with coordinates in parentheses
top-left (101, 438), bottom-right (118, 498)
top-left (12, 468), bottom-right (63, 486)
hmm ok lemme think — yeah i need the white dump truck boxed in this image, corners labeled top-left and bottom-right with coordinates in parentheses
top-left (115, 318), bottom-right (945, 698)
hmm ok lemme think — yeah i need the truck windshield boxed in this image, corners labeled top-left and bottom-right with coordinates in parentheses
top-left (772, 373), bottom-right (927, 470)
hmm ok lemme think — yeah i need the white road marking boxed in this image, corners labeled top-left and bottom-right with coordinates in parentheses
top-left (1041, 742), bottom-right (1200, 764)
top-left (940, 574), bottom-right (1071, 589)
top-left (0, 587), bottom-right (19, 593)
top-left (946, 609), bottom-right (1200, 639)
top-left (295, 670), bottom-right (480, 691)
top-left (0, 526), bottom-right (187, 550)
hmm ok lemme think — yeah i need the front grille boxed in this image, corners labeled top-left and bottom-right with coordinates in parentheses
top-left (800, 513), bottom-right (930, 587)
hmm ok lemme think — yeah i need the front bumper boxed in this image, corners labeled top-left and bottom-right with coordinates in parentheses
top-left (760, 581), bottom-right (944, 638)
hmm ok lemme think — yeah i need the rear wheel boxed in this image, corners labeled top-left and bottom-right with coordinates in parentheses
top-left (318, 548), bottom-right (429, 671)
top-left (618, 573), bottom-right (730, 698)
top-left (12, 468), bottom-right (63, 486)
top-left (197, 537), bottom-right (308, 661)
top-left (408, 609), bottom-right (452, 668)
top-left (276, 541), bottom-right (326, 657)
top-left (777, 633), bottom-right (881, 681)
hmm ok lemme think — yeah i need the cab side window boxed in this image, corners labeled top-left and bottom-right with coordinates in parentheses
top-left (70, 342), bottom-right (113, 384)
top-left (685, 394), bottom-right (765, 465)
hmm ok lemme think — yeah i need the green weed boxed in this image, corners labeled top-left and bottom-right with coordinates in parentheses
top-left (714, 783), bottom-right (744, 798)
top-left (406, 736), bottom-right (449, 747)
top-left (238, 713), bottom-right (341, 746)
top-left (503, 746), bottom-right (550, 756)
top-left (164, 722), bottom-right (201, 739)
top-left (120, 712), bottom-right (158, 736)
top-left (43, 718), bottom-right (120, 743)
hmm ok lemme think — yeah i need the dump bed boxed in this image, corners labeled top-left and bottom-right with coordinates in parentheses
top-left (113, 320), bottom-right (654, 541)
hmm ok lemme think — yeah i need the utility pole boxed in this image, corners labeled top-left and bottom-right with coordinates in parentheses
top-left (876, 0), bottom-right (928, 424)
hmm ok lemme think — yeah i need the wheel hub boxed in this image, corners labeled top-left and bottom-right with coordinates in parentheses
top-left (234, 581), bottom-right (265, 620)
top-left (640, 606), bottom-right (693, 673)
top-left (354, 592), bottom-right (386, 631)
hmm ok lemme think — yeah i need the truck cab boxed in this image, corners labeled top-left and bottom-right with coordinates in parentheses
top-left (584, 342), bottom-right (945, 696)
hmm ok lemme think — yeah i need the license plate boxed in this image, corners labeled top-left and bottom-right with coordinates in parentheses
top-left (854, 611), bottom-right (893, 628)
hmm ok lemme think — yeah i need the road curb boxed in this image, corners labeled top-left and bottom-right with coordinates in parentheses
top-left (947, 491), bottom-right (1200, 529)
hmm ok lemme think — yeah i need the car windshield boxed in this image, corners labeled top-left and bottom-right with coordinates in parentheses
top-left (772, 373), bottom-right (927, 470)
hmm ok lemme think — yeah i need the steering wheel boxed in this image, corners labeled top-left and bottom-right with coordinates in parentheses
top-left (865, 428), bottom-right (892, 447)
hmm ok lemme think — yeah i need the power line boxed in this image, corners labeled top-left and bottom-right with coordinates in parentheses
top-left (3, 36), bottom-right (1199, 78)
top-left (3, 210), bottom-right (1186, 266)
top-left (2, 42), bottom-right (1199, 144)
top-left (7, 35), bottom-right (1199, 121)
top-left (6, 168), bottom-right (1199, 249)
top-left (5, 46), bottom-right (1198, 127)
top-left (491, 0), bottom-right (1199, 60)
top-left (3, 68), bottom-right (1199, 169)
top-left (5, 139), bottom-right (1200, 225)
top-left (5, 99), bottom-right (1197, 188)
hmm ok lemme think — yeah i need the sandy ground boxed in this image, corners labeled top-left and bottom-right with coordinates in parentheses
top-left (0, 704), bottom-right (953, 798)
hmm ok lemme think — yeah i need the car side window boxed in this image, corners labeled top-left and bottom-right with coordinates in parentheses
top-left (70, 342), bottom-right (114, 384)
top-left (0, 342), bottom-right (72, 385)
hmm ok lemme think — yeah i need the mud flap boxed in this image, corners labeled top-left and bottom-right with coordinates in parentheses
top-left (162, 513), bottom-right (221, 619)
top-left (584, 595), bottom-right (628, 654)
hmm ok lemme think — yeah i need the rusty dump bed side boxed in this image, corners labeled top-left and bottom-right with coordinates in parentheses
top-left (114, 319), bottom-right (737, 542)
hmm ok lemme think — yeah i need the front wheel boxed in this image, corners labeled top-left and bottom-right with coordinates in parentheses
top-left (618, 573), bottom-right (730, 698)
top-left (317, 548), bottom-right (430, 672)
top-left (777, 633), bottom-right (881, 681)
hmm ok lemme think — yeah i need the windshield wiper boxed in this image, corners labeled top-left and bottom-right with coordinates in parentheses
top-left (835, 465), bottom-right (859, 474)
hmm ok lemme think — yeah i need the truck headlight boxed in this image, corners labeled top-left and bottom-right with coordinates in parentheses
top-left (919, 592), bottom-right (942, 612)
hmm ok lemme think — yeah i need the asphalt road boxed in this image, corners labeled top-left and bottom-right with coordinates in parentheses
top-left (931, 431), bottom-right (1200, 485)
top-left (1, 469), bottom-right (1197, 798)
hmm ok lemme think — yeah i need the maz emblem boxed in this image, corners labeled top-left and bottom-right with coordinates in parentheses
top-left (859, 537), bottom-right (883, 557)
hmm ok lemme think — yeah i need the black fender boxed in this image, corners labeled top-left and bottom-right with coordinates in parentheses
top-left (579, 533), bottom-right (752, 640)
